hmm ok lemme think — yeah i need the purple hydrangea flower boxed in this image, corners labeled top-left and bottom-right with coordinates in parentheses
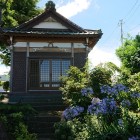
top-left (113, 84), bottom-right (129, 93)
top-left (62, 106), bottom-right (84, 120)
top-left (91, 97), bottom-right (101, 105)
top-left (88, 104), bottom-right (97, 114)
top-left (131, 93), bottom-right (140, 98)
top-left (121, 100), bottom-right (131, 108)
top-left (100, 85), bottom-right (112, 94)
top-left (100, 85), bottom-right (118, 96)
top-left (88, 98), bottom-right (117, 115)
top-left (118, 119), bottom-right (124, 127)
top-left (87, 87), bottom-right (94, 94)
top-left (81, 88), bottom-right (88, 96)
top-left (100, 84), bottom-right (129, 96)
top-left (128, 136), bottom-right (139, 140)
top-left (100, 98), bottom-right (117, 114)
top-left (81, 87), bottom-right (94, 96)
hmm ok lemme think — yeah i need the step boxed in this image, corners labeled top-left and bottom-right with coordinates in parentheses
top-left (33, 105), bottom-right (67, 111)
top-left (13, 92), bottom-right (65, 140)
top-left (28, 116), bottom-right (61, 122)
top-left (0, 134), bottom-right (8, 140)
top-left (28, 122), bottom-right (54, 128)
top-left (38, 133), bottom-right (55, 140)
top-left (8, 92), bottom-right (63, 103)
top-left (22, 101), bottom-right (64, 105)
top-left (21, 97), bottom-right (63, 101)
top-left (29, 126), bottom-right (55, 133)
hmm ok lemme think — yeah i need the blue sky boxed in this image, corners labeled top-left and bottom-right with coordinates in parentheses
top-left (0, 0), bottom-right (140, 74)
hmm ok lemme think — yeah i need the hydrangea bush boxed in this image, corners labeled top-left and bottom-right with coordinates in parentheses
top-left (55, 66), bottom-right (140, 140)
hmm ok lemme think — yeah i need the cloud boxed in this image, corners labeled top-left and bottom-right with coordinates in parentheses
top-left (88, 46), bottom-right (121, 68)
top-left (88, 39), bottom-right (121, 68)
top-left (57, 0), bottom-right (92, 18)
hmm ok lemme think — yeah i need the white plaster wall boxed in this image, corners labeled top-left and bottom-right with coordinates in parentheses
top-left (33, 22), bottom-right (68, 29)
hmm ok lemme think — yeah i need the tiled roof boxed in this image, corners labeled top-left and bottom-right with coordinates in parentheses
top-left (0, 2), bottom-right (103, 48)
top-left (2, 29), bottom-right (102, 37)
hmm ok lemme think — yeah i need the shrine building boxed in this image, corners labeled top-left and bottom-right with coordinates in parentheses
top-left (1, 1), bottom-right (102, 96)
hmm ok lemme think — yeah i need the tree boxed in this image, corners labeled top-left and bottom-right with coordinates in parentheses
top-left (11, 0), bottom-right (42, 25)
top-left (127, 72), bottom-right (140, 92)
top-left (0, 42), bottom-right (11, 66)
top-left (116, 35), bottom-right (140, 74)
top-left (89, 66), bottom-right (112, 94)
top-left (0, 0), bottom-right (42, 66)
top-left (0, 0), bottom-right (18, 27)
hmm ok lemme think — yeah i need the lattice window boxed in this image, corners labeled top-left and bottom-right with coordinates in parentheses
top-left (40, 60), bottom-right (50, 82)
top-left (62, 60), bottom-right (70, 76)
top-left (52, 60), bottom-right (61, 82)
top-left (29, 59), bottom-right (70, 89)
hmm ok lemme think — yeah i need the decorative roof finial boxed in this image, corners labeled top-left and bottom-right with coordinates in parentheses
top-left (45, 1), bottom-right (56, 11)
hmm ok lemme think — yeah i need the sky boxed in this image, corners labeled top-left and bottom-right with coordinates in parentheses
top-left (0, 0), bottom-right (140, 74)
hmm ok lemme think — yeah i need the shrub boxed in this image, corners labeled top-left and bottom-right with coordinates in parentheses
top-left (89, 66), bottom-right (112, 95)
top-left (56, 65), bottom-right (140, 140)
top-left (0, 93), bottom-right (4, 101)
top-left (54, 121), bottom-right (74, 140)
top-left (60, 66), bottom-right (89, 106)
top-left (128, 72), bottom-right (140, 92)
top-left (2, 81), bottom-right (9, 92)
top-left (0, 104), bottom-right (37, 140)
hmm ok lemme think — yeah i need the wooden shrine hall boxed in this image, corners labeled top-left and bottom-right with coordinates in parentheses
top-left (0, 1), bottom-right (102, 96)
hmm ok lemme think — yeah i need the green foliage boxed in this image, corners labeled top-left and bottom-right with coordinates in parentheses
top-left (116, 35), bottom-right (140, 74)
top-left (88, 113), bottom-right (140, 140)
top-left (0, 104), bottom-right (37, 139)
top-left (11, 0), bottom-right (42, 25)
top-left (14, 122), bottom-right (37, 140)
top-left (1, 112), bottom-right (37, 140)
top-left (0, 0), bottom-right (42, 66)
top-left (1, 0), bottom-right (18, 27)
top-left (56, 65), bottom-right (140, 140)
top-left (2, 81), bottom-right (9, 92)
top-left (55, 113), bottom-right (140, 140)
top-left (0, 42), bottom-right (11, 66)
top-left (0, 81), bottom-right (2, 86)
top-left (128, 72), bottom-right (140, 92)
top-left (98, 62), bottom-right (120, 74)
top-left (0, 93), bottom-right (4, 101)
top-left (117, 68), bottom-right (131, 86)
top-left (0, 103), bottom-right (37, 115)
top-left (89, 66), bottom-right (112, 94)
top-left (54, 121), bottom-right (74, 140)
top-left (60, 66), bottom-right (89, 106)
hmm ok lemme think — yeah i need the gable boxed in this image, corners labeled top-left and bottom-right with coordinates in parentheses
top-left (33, 16), bottom-right (68, 29)
top-left (16, 8), bottom-right (84, 32)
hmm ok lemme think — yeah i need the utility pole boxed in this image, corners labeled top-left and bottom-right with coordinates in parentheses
top-left (118, 19), bottom-right (124, 46)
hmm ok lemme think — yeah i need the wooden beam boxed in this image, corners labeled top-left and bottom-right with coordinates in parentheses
top-left (14, 47), bottom-right (86, 53)
top-left (13, 37), bottom-right (87, 43)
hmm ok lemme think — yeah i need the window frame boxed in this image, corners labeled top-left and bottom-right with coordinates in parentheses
top-left (28, 58), bottom-right (71, 90)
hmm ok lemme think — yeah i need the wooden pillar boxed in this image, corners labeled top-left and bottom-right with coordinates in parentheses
top-left (9, 36), bottom-right (13, 92)
top-left (85, 38), bottom-right (89, 58)
top-left (26, 42), bottom-right (30, 93)
top-left (71, 42), bottom-right (74, 65)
